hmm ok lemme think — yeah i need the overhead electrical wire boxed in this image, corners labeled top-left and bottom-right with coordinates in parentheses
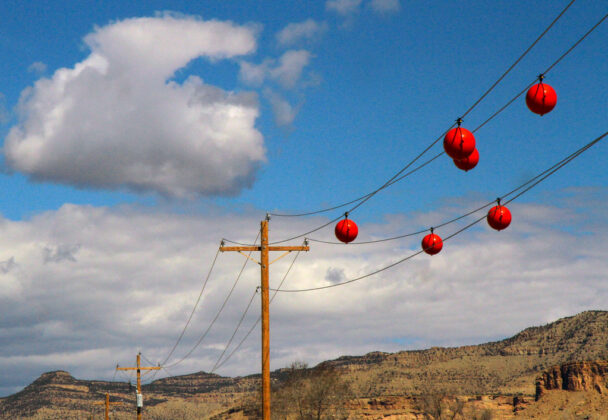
top-left (269, 130), bottom-right (608, 293)
top-left (224, 7), bottom-right (606, 249)
top-left (210, 287), bottom-right (259, 373)
top-left (250, 11), bottom-right (608, 247)
top-left (163, 231), bottom-right (261, 369)
top-left (307, 200), bottom-right (496, 245)
top-left (113, 3), bottom-right (606, 379)
top-left (140, 352), bottom-right (163, 384)
top-left (267, 0), bottom-right (578, 220)
top-left (211, 243), bottom-right (305, 372)
top-left (160, 246), bottom-right (222, 366)
top-left (143, 363), bottom-right (176, 386)
top-left (141, 353), bottom-right (157, 367)
top-left (459, 0), bottom-right (577, 120)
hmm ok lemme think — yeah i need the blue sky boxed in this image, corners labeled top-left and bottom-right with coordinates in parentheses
top-left (0, 0), bottom-right (606, 397)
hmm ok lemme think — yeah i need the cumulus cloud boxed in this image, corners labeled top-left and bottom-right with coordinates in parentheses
top-left (369, 0), bottom-right (401, 13)
top-left (264, 89), bottom-right (298, 127)
top-left (43, 244), bottom-right (81, 263)
top-left (3, 14), bottom-right (265, 197)
top-left (0, 257), bottom-right (16, 274)
top-left (239, 50), bottom-right (311, 126)
top-left (27, 61), bottom-right (47, 74)
top-left (326, 0), bottom-right (362, 15)
top-left (238, 59), bottom-right (273, 86)
top-left (0, 188), bottom-right (606, 395)
top-left (239, 50), bottom-right (312, 90)
top-left (326, 0), bottom-right (400, 24)
top-left (271, 50), bottom-right (312, 89)
top-left (276, 19), bottom-right (328, 46)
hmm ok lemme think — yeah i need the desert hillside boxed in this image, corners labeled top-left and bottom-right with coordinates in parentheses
top-left (1, 310), bottom-right (607, 419)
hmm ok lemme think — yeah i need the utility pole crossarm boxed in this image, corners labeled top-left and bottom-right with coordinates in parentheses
top-left (116, 353), bottom-right (161, 420)
top-left (219, 220), bottom-right (309, 420)
top-left (219, 246), bottom-right (259, 252)
top-left (93, 392), bottom-right (122, 420)
top-left (268, 245), bottom-right (310, 252)
top-left (219, 246), bottom-right (309, 253)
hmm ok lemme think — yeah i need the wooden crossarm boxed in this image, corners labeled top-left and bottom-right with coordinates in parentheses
top-left (268, 246), bottom-right (309, 252)
top-left (220, 246), bottom-right (260, 252)
top-left (220, 246), bottom-right (309, 252)
top-left (218, 221), bottom-right (310, 420)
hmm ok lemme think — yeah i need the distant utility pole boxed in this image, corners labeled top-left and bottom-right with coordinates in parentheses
top-left (116, 353), bottom-right (161, 420)
top-left (93, 392), bottom-right (121, 420)
top-left (220, 218), bottom-right (309, 420)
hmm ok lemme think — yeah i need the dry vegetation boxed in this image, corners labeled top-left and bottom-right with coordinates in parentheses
top-left (4, 311), bottom-right (608, 419)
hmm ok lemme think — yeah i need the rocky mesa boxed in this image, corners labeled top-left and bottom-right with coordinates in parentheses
top-left (1, 310), bottom-right (608, 419)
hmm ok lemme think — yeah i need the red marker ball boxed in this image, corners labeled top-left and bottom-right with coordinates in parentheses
top-left (526, 83), bottom-right (557, 116)
top-left (444, 126), bottom-right (476, 160)
top-left (421, 232), bottom-right (443, 255)
top-left (454, 148), bottom-right (479, 171)
top-left (335, 218), bottom-right (358, 243)
top-left (487, 205), bottom-right (512, 231)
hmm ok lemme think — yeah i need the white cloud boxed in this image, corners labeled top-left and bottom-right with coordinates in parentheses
top-left (238, 59), bottom-right (273, 86)
top-left (264, 89), bottom-right (298, 127)
top-left (3, 14), bottom-right (265, 197)
top-left (270, 50), bottom-right (312, 89)
top-left (239, 50), bottom-right (312, 90)
top-left (326, 0), bottom-right (362, 15)
top-left (276, 19), bottom-right (328, 46)
top-left (27, 61), bottom-right (47, 74)
top-left (0, 189), bottom-right (606, 395)
top-left (369, 0), bottom-right (401, 13)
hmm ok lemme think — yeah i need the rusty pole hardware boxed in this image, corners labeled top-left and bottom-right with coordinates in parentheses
top-left (220, 219), bottom-right (309, 420)
top-left (116, 353), bottom-right (161, 420)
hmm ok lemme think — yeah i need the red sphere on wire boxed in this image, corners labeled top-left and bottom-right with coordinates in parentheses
top-left (335, 218), bottom-right (358, 243)
top-left (487, 205), bottom-right (512, 231)
top-left (421, 232), bottom-right (443, 255)
top-left (526, 82), bottom-right (557, 116)
top-left (444, 126), bottom-right (476, 160)
top-left (454, 147), bottom-right (479, 171)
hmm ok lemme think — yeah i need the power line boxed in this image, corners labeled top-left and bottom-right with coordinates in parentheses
top-left (268, 0), bottom-right (577, 220)
top-left (459, 0), bottom-right (577, 120)
top-left (212, 243), bottom-right (305, 372)
top-left (542, 12), bottom-right (608, 76)
top-left (307, 200), bottom-right (496, 245)
top-left (164, 231), bottom-right (260, 369)
top-left (269, 214), bottom-right (344, 245)
top-left (270, 130), bottom-right (607, 293)
top-left (249, 10), bottom-right (607, 248)
top-left (115, 4), bottom-right (606, 383)
top-left (160, 245), bottom-right (222, 366)
top-left (210, 287), bottom-right (259, 373)
top-left (307, 118), bottom-right (607, 247)
top-left (141, 352), bottom-right (163, 384)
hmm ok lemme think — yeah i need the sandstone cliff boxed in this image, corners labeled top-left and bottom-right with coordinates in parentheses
top-left (535, 360), bottom-right (608, 400)
top-left (2, 310), bottom-right (608, 419)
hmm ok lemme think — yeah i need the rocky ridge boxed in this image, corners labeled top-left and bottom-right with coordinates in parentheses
top-left (1, 310), bottom-right (608, 419)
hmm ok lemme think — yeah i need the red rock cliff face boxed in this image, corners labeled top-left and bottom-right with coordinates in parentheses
top-left (535, 361), bottom-right (608, 400)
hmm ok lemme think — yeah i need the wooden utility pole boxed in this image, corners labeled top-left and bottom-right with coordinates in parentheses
top-left (116, 353), bottom-right (161, 420)
top-left (93, 392), bottom-right (121, 420)
top-left (220, 218), bottom-right (309, 420)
